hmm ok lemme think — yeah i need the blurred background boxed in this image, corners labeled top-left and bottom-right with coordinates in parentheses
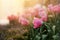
top-left (0, 0), bottom-right (60, 19)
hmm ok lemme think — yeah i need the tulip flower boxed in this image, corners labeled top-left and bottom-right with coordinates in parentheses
top-left (33, 4), bottom-right (42, 17)
top-left (33, 17), bottom-right (43, 29)
top-left (48, 4), bottom-right (54, 12)
top-left (48, 4), bottom-right (60, 13)
top-left (19, 17), bottom-right (29, 26)
top-left (39, 6), bottom-right (48, 22)
top-left (41, 16), bottom-right (47, 22)
top-left (53, 4), bottom-right (60, 13)
top-left (8, 14), bottom-right (18, 21)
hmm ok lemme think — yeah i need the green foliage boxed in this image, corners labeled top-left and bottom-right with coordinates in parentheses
top-left (29, 13), bottom-right (60, 40)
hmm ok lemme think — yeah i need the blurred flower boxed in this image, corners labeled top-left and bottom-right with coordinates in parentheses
top-left (22, 13), bottom-right (31, 19)
top-left (33, 4), bottom-right (42, 17)
top-left (25, 4), bottom-right (42, 17)
top-left (48, 4), bottom-right (60, 13)
top-left (48, 4), bottom-right (54, 12)
top-left (33, 4), bottom-right (42, 10)
top-left (53, 4), bottom-right (60, 12)
top-left (26, 7), bottom-right (39, 17)
top-left (41, 16), bottom-right (47, 22)
top-left (8, 14), bottom-right (18, 21)
top-left (0, 19), bottom-right (9, 25)
top-left (18, 17), bottom-right (29, 26)
top-left (39, 6), bottom-right (48, 22)
top-left (33, 17), bottom-right (43, 29)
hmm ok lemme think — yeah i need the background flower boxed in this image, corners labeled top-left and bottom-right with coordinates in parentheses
top-left (48, 4), bottom-right (54, 12)
top-left (48, 4), bottom-right (60, 13)
top-left (53, 4), bottom-right (60, 12)
top-left (39, 6), bottom-right (48, 22)
top-left (18, 17), bottom-right (29, 26)
top-left (8, 14), bottom-right (18, 21)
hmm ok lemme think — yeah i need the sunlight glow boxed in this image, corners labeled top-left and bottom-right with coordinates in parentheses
top-left (0, 0), bottom-right (24, 19)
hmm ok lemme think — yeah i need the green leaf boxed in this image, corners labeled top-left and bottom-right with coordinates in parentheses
top-left (34, 35), bottom-right (41, 40)
top-left (53, 35), bottom-right (59, 40)
top-left (42, 35), bottom-right (47, 40)
top-left (52, 25), bottom-right (56, 34)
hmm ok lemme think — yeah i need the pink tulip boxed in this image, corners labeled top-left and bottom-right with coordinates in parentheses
top-left (33, 17), bottom-right (43, 29)
top-left (27, 7), bottom-right (39, 17)
top-left (39, 10), bottom-right (47, 22)
top-left (19, 17), bottom-right (29, 26)
top-left (41, 16), bottom-right (47, 22)
top-left (33, 4), bottom-right (42, 17)
top-left (8, 14), bottom-right (18, 21)
top-left (39, 9), bottom-right (47, 17)
top-left (53, 4), bottom-right (60, 12)
top-left (48, 4), bottom-right (60, 13)
top-left (39, 6), bottom-right (48, 22)
top-left (48, 4), bottom-right (54, 12)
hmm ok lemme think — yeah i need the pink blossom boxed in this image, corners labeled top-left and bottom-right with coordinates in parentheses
top-left (41, 16), bottom-right (47, 22)
top-left (48, 4), bottom-right (60, 13)
top-left (48, 4), bottom-right (54, 12)
top-left (27, 4), bottom-right (42, 17)
top-left (39, 6), bottom-right (48, 22)
top-left (27, 7), bottom-right (39, 17)
top-left (53, 4), bottom-right (60, 12)
top-left (39, 9), bottom-right (47, 22)
top-left (8, 14), bottom-right (18, 21)
top-left (33, 17), bottom-right (43, 29)
top-left (18, 17), bottom-right (29, 26)
top-left (39, 9), bottom-right (47, 17)
top-left (33, 4), bottom-right (42, 17)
